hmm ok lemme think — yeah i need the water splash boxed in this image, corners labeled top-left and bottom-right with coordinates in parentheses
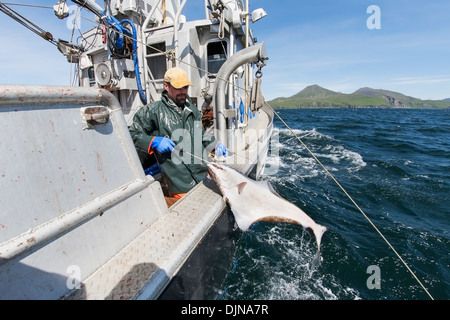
top-left (219, 223), bottom-right (360, 300)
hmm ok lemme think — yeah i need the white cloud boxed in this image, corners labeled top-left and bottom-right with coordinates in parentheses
top-left (390, 76), bottom-right (450, 86)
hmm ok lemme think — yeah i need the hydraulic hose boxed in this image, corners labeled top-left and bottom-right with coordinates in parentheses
top-left (70, 2), bottom-right (147, 104)
top-left (120, 19), bottom-right (147, 105)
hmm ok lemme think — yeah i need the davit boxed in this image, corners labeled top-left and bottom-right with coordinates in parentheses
top-left (207, 163), bottom-right (328, 251)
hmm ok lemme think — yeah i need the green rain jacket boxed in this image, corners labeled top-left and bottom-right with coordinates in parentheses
top-left (129, 91), bottom-right (217, 194)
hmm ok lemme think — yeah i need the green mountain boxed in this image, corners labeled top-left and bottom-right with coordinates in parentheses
top-left (290, 84), bottom-right (336, 99)
top-left (267, 85), bottom-right (450, 109)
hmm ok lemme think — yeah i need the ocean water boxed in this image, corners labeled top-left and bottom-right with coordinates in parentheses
top-left (219, 108), bottom-right (449, 300)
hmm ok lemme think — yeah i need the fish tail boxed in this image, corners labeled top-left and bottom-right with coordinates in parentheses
top-left (313, 224), bottom-right (328, 252)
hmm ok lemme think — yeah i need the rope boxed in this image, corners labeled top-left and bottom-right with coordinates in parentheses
top-left (266, 102), bottom-right (434, 300)
top-left (218, 9), bottom-right (225, 39)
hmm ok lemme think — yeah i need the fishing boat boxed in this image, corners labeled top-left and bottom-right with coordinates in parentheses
top-left (0, 0), bottom-right (273, 299)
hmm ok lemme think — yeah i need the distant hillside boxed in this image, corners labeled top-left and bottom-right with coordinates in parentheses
top-left (290, 84), bottom-right (336, 99)
top-left (267, 85), bottom-right (450, 109)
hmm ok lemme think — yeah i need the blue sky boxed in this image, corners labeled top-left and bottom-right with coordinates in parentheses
top-left (1, 0), bottom-right (449, 100)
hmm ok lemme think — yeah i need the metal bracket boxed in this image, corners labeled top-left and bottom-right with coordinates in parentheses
top-left (223, 109), bottom-right (236, 118)
top-left (250, 78), bottom-right (263, 112)
top-left (81, 106), bottom-right (110, 129)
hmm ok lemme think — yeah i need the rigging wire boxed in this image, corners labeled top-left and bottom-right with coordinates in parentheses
top-left (0, 1), bottom-right (57, 45)
top-left (69, 5), bottom-right (81, 85)
top-left (0, 1), bottom-right (248, 98)
top-left (65, 6), bottom-right (246, 102)
top-left (2, 2), bottom-right (245, 96)
top-left (265, 101), bottom-right (435, 300)
top-left (0, 2), bottom-right (51, 9)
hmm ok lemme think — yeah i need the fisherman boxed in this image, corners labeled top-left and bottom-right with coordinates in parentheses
top-left (129, 67), bottom-right (227, 199)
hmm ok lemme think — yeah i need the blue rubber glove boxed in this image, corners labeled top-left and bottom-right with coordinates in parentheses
top-left (151, 137), bottom-right (175, 153)
top-left (215, 142), bottom-right (228, 157)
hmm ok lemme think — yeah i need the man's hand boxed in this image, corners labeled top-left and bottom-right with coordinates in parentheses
top-left (151, 137), bottom-right (175, 153)
top-left (215, 142), bottom-right (228, 157)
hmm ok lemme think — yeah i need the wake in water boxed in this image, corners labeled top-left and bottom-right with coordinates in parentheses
top-left (266, 128), bottom-right (367, 182)
top-left (219, 223), bottom-right (360, 300)
top-left (220, 109), bottom-right (449, 300)
top-left (220, 126), bottom-right (368, 300)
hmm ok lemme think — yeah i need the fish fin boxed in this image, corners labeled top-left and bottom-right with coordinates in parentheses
top-left (312, 224), bottom-right (328, 252)
top-left (237, 182), bottom-right (247, 194)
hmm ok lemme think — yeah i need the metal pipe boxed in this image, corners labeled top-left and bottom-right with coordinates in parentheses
top-left (213, 42), bottom-right (267, 146)
top-left (227, 29), bottom-right (235, 151)
top-left (0, 84), bottom-right (145, 179)
top-left (244, 0), bottom-right (249, 128)
top-left (0, 178), bottom-right (153, 263)
top-left (0, 84), bottom-right (111, 106)
top-left (204, 0), bottom-right (209, 19)
top-left (173, 0), bottom-right (188, 65)
top-left (0, 85), bottom-right (152, 263)
top-left (141, 0), bottom-right (164, 101)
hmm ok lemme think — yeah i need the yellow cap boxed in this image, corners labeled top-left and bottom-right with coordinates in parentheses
top-left (164, 67), bottom-right (193, 89)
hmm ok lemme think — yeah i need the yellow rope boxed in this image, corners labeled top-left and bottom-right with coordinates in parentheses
top-left (267, 103), bottom-right (434, 300)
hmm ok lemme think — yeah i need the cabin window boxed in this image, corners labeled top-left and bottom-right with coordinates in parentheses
top-left (207, 40), bottom-right (228, 77)
top-left (146, 42), bottom-right (167, 80)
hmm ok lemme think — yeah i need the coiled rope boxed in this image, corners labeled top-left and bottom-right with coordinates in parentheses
top-left (266, 102), bottom-right (434, 300)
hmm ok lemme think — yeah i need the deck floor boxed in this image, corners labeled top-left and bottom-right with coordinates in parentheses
top-left (65, 178), bottom-right (225, 300)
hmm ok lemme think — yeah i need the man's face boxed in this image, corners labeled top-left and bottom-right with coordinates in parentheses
top-left (165, 82), bottom-right (189, 106)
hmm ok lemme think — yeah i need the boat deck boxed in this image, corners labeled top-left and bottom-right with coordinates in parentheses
top-left (0, 85), bottom-right (271, 300)
top-left (65, 178), bottom-right (225, 300)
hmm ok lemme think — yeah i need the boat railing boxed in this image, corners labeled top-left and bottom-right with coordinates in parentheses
top-left (0, 84), bottom-right (168, 299)
top-left (213, 42), bottom-right (268, 147)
